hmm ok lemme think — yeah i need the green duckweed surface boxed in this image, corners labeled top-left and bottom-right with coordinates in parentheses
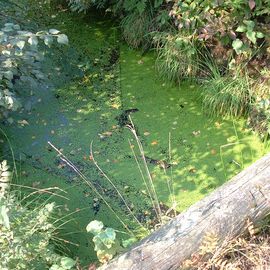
top-left (4, 9), bottom-right (269, 265)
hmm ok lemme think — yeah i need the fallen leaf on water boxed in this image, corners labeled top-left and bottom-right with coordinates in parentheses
top-left (111, 103), bottom-right (120, 109)
top-left (32, 136), bottom-right (36, 139)
top-left (151, 140), bottom-right (158, 146)
top-left (103, 131), bottom-right (112, 136)
top-left (192, 130), bottom-right (201, 136)
top-left (18, 119), bottom-right (29, 126)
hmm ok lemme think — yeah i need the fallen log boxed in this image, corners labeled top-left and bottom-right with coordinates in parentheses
top-left (98, 153), bottom-right (270, 270)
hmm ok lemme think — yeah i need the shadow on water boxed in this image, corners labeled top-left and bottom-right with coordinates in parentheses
top-left (2, 8), bottom-right (270, 266)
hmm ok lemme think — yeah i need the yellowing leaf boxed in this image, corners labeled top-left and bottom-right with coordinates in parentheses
top-left (111, 103), bottom-right (120, 109)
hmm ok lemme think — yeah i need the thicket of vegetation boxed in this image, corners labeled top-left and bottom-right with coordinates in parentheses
top-left (69, 0), bottom-right (270, 137)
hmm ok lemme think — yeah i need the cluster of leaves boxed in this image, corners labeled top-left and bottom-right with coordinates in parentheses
top-left (86, 220), bottom-right (137, 264)
top-left (169, 0), bottom-right (270, 57)
top-left (86, 220), bottom-right (121, 264)
top-left (0, 22), bottom-right (68, 120)
top-left (67, 0), bottom-right (171, 47)
top-left (0, 159), bottom-right (77, 270)
top-left (164, 0), bottom-right (270, 136)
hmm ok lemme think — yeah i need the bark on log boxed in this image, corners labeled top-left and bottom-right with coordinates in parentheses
top-left (98, 153), bottom-right (270, 270)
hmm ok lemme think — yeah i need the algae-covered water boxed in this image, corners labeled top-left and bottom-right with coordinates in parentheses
top-left (4, 9), bottom-right (269, 265)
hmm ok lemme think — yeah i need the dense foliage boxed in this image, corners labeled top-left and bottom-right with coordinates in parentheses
top-left (67, 0), bottom-right (270, 137)
top-left (0, 22), bottom-right (68, 120)
top-left (0, 160), bottom-right (76, 270)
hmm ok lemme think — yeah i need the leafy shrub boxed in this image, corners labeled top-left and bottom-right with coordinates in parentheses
top-left (169, 0), bottom-right (270, 56)
top-left (67, 0), bottom-right (171, 48)
top-left (0, 22), bottom-right (68, 120)
top-left (121, 10), bottom-right (153, 48)
top-left (0, 160), bottom-right (76, 270)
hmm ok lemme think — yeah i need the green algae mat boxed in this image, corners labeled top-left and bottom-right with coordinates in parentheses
top-left (4, 10), bottom-right (270, 265)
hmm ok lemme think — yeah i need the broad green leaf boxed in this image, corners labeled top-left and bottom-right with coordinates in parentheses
top-left (4, 70), bottom-right (13, 80)
top-left (13, 24), bottom-right (20, 30)
top-left (28, 36), bottom-right (38, 46)
top-left (232, 39), bottom-right (243, 54)
top-left (243, 20), bottom-right (255, 30)
top-left (86, 220), bottom-right (104, 233)
top-left (60, 257), bottom-right (76, 269)
top-left (93, 235), bottom-right (104, 251)
top-left (246, 30), bottom-right (257, 44)
top-left (236, 25), bottom-right (246, 32)
top-left (4, 23), bottom-right (14, 27)
top-left (49, 29), bottom-right (60, 35)
top-left (105, 228), bottom-right (116, 241)
top-left (256, 32), bottom-right (264, 38)
top-left (57, 34), bottom-right (69, 45)
top-left (44, 35), bottom-right (53, 46)
top-left (16, 40), bottom-right (25, 50)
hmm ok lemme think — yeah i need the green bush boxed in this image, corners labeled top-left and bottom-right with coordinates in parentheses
top-left (0, 160), bottom-right (76, 270)
top-left (0, 22), bottom-right (68, 120)
top-left (169, 0), bottom-right (270, 57)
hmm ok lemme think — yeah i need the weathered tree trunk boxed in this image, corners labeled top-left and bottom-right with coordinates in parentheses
top-left (98, 153), bottom-right (270, 270)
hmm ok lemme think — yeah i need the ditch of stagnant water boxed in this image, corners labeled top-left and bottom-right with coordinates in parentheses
top-left (3, 9), bottom-right (270, 265)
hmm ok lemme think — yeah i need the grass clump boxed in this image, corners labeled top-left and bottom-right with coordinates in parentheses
top-left (201, 70), bottom-right (253, 117)
top-left (154, 32), bottom-right (199, 82)
top-left (121, 11), bottom-right (153, 49)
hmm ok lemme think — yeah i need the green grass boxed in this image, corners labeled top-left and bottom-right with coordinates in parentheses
top-left (201, 60), bottom-right (254, 117)
top-left (154, 32), bottom-right (199, 82)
